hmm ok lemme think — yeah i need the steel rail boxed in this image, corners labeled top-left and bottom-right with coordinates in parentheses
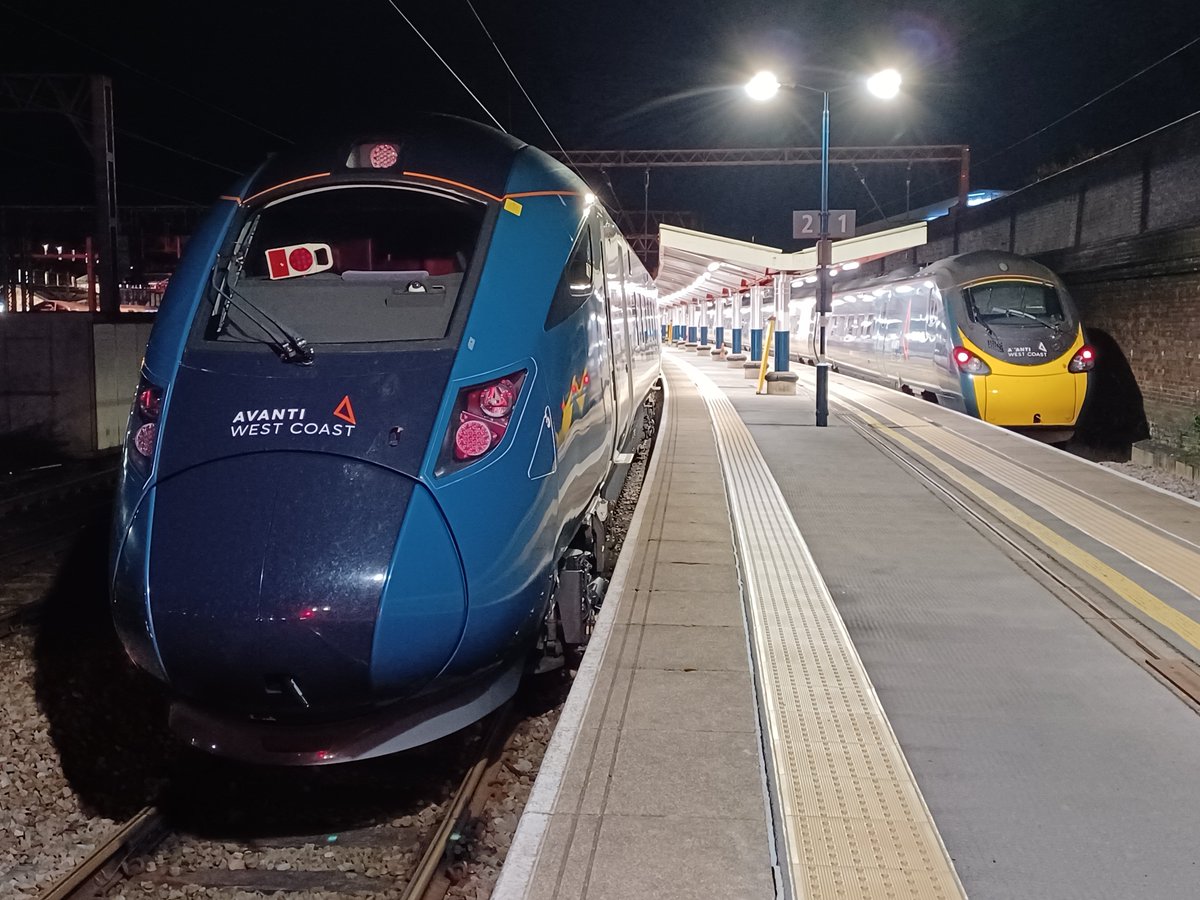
top-left (36, 807), bottom-right (168, 900)
top-left (403, 698), bottom-right (517, 900)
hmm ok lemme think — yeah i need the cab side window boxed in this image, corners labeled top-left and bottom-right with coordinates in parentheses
top-left (545, 226), bottom-right (594, 331)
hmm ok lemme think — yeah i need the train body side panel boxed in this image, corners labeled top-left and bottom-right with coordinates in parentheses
top-left (429, 184), bottom-right (607, 678)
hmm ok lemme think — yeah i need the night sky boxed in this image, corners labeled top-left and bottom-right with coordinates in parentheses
top-left (3, 0), bottom-right (1200, 247)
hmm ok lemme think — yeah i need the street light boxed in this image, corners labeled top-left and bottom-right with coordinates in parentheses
top-left (745, 67), bottom-right (902, 426)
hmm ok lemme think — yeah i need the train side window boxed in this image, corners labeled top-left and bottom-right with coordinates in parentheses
top-left (545, 226), bottom-right (594, 331)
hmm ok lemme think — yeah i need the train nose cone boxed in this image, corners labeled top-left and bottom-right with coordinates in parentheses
top-left (147, 453), bottom-right (466, 717)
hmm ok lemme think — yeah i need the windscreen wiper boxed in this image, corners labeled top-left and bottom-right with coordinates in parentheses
top-left (209, 240), bottom-right (314, 365)
top-left (212, 280), bottom-right (315, 365)
top-left (976, 317), bottom-right (1003, 350)
top-left (998, 307), bottom-right (1040, 321)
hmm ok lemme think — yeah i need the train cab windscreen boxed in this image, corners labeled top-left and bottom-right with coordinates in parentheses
top-left (962, 280), bottom-right (1067, 324)
top-left (203, 186), bottom-right (487, 347)
top-left (959, 278), bottom-right (1078, 364)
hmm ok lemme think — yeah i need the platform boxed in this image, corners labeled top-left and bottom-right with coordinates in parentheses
top-left (496, 347), bottom-right (1200, 900)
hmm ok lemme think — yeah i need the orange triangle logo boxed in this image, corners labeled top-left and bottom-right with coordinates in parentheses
top-left (333, 395), bottom-right (356, 425)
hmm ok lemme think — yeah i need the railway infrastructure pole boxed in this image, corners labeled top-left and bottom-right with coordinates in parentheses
top-left (745, 69), bottom-right (902, 421)
top-left (816, 88), bottom-right (832, 425)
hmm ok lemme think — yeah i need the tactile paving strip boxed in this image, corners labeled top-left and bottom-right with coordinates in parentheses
top-left (669, 356), bottom-right (965, 900)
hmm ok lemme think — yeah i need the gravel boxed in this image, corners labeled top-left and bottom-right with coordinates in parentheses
top-left (1099, 461), bottom-right (1200, 501)
top-left (0, 406), bottom-right (658, 900)
top-left (16, 391), bottom-right (1189, 900)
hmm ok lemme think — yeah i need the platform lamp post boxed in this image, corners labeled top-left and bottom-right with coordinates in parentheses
top-left (745, 67), bottom-right (902, 425)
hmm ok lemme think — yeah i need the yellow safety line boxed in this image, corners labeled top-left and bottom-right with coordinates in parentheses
top-left (857, 410), bottom-right (1200, 652)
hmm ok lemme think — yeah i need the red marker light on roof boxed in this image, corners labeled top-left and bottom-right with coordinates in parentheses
top-left (368, 143), bottom-right (399, 168)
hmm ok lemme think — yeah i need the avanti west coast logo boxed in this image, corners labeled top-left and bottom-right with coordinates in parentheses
top-left (230, 395), bottom-right (357, 438)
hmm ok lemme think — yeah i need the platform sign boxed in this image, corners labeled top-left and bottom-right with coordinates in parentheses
top-left (793, 210), bottom-right (856, 239)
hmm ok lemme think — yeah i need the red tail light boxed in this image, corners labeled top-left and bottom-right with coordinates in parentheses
top-left (437, 371), bottom-right (527, 475)
top-left (127, 377), bottom-right (165, 478)
top-left (952, 346), bottom-right (991, 375)
top-left (1068, 345), bottom-right (1096, 373)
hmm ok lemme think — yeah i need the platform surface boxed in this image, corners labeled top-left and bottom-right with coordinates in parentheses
top-left (497, 346), bottom-right (1200, 900)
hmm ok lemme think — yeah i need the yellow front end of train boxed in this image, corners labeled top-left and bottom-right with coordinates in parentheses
top-left (958, 331), bottom-right (1089, 431)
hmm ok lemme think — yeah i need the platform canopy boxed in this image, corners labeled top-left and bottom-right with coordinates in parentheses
top-left (654, 220), bottom-right (928, 305)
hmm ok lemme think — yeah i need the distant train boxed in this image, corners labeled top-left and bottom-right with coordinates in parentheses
top-left (796, 250), bottom-right (1094, 441)
top-left (110, 116), bottom-right (661, 765)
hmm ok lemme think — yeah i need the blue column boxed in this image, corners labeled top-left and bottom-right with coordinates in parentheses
top-left (750, 328), bottom-right (763, 361)
top-left (732, 328), bottom-right (743, 354)
top-left (715, 326), bottom-right (724, 349)
top-left (774, 328), bottom-right (790, 372)
top-left (700, 325), bottom-right (708, 345)
top-left (662, 324), bottom-right (668, 341)
top-left (688, 325), bottom-right (697, 343)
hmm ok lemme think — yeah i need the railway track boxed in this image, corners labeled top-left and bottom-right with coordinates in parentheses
top-left (15, 389), bottom-right (661, 899)
top-left (34, 700), bottom-right (524, 900)
top-left (0, 465), bottom-right (116, 637)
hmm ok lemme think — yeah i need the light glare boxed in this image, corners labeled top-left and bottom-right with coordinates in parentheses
top-left (745, 71), bottom-right (781, 102)
top-left (867, 69), bottom-right (902, 100)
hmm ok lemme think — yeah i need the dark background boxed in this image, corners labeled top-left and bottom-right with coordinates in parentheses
top-left (3, 0), bottom-right (1200, 247)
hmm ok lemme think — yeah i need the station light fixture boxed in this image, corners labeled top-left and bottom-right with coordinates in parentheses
top-left (743, 64), bottom-right (903, 426)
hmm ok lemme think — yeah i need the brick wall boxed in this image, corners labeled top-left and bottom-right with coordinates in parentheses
top-left (1071, 274), bottom-right (1200, 451)
top-left (880, 110), bottom-right (1200, 452)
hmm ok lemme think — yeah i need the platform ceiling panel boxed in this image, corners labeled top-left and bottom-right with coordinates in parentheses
top-left (655, 222), bottom-right (928, 305)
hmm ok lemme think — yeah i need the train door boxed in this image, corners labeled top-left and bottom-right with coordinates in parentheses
top-left (601, 224), bottom-right (634, 449)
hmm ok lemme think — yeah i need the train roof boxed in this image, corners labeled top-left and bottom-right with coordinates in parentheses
top-left (920, 250), bottom-right (1062, 284)
top-left (238, 115), bottom-right (580, 204)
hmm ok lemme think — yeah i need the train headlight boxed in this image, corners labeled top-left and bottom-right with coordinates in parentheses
top-left (952, 346), bottom-right (991, 375)
top-left (1068, 345), bottom-right (1096, 373)
top-left (126, 376), bottom-right (165, 479)
top-left (436, 370), bottom-right (527, 475)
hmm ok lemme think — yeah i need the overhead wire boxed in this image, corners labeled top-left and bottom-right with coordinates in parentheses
top-left (462, 0), bottom-right (575, 170)
top-left (460, 0), bottom-right (630, 225)
top-left (380, 0), bottom-right (507, 132)
top-left (974, 33), bottom-right (1200, 175)
top-left (0, 1), bottom-right (294, 145)
top-left (0, 145), bottom-right (207, 205)
top-left (881, 32), bottom-right (1200, 217)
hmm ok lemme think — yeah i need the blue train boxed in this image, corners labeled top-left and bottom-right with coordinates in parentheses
top-left (109, 117), bottom-right (661, 765)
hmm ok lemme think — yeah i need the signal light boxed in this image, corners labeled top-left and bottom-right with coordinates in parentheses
top-left (1068, 345), bottom-right (1096, 373)
top-left (127, 377), bottom-right (165, 478)
top-left (346, 141), bottom-right (402, 169)
top-left (368, 143), bottom-right (399, 169)
top-left (455, 419), bottom-right (494, 458)
top-left (266, 243), bottom-right (333, 280)
top-left (952, 345), bottom-right (991, 375)
top-left (438, 371), bottom-right (527, 474)
top-left (134, 423), bottom-right (158, 457)
top-left (137, 387), bottom-right (162, 418)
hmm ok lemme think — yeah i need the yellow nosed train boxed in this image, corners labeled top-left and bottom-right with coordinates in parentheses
top-left (797, 250), bottom-right (1094, 442)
